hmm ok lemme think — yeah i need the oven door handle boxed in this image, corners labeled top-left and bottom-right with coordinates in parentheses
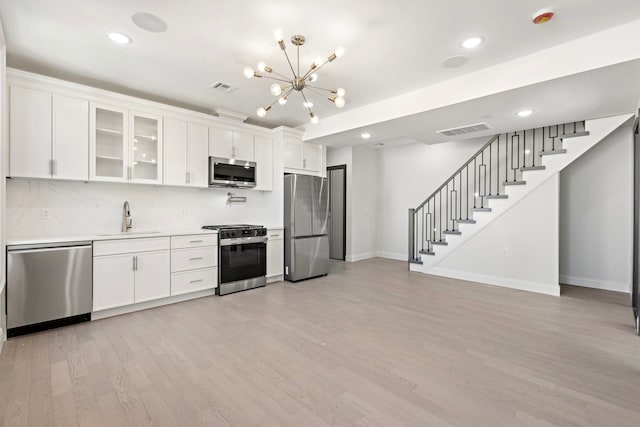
top-left (220, 236), bottom-right (268, 246)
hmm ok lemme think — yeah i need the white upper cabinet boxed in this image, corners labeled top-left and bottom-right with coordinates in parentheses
top-left (90, 104), bottom-right (162, 184)
top-left (254, 136), bottom-right (273, 191)
top-left (187, 122), bottom-right (209, 187)
top-left (90, 104), bottom-right (128, 182)
top-left (164, 117), bottom-right (208, 187)
top-left (9, 86), bottom-right (88, 180)
top-left (209, 127), bottom-right (254, 161)
top-left (163, 117), bottom-right (188, 186)
top-left (130, 111), bottom-right (163, 183)
top-left (284, 136), bottom-right (323, 175)
top-left (53, 95), bottom-right (89, 180)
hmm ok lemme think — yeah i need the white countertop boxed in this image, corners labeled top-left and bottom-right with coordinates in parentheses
top-left (6, 229), bottom-right (218, 247)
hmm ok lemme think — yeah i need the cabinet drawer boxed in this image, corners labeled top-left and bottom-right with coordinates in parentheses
top-left (171, 246), bottom-right (217, 272)
top-left (93, 237), bottom-right (170, 256)
top-left (171, 234), bottom-right (218, 249)
top-left (171, 267), bottom-right (217, 296)
top-left (267, 229), bottom-right (284, 240)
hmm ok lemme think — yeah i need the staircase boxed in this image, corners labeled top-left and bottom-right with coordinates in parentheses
top-left (408, 114), bottom-right (632, 281)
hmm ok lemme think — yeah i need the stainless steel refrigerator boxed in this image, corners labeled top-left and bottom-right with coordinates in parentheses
top-left (284, 174), bottom-right (329, 281)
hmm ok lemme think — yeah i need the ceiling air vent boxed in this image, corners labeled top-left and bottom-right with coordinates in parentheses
top-left (437, 122), bottom-right (492, 137)
top-left (210, 81), bottom-right (238, 94)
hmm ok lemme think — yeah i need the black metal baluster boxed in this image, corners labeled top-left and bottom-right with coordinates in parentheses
top-left (458, 172), bottom-right (461, 220)
top-left (497, 137), bottom-right (501, 194)
top-left (466, 165), bottom-right (470, 219)
top-left (445, 183), bottom-right (449, 231)
top-left (505, 133), bottom-right (509, 182)
top-left (489, 142), bottom-right (492, 195)
top-left (439, 190), bottom-right (442, 241)
top-left (532, 128), bottom-right (536, 167)
top-left (473, 158), bottom-right (477, 208)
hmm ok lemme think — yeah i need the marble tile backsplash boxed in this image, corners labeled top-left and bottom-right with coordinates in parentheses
top-left (6, 179), bottom-right (283, 239)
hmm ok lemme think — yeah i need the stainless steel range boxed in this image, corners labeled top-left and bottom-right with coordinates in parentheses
top-left (201, 224), bottom-right (267, 295)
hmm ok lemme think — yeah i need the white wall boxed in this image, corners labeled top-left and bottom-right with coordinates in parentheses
top-left (327, 146), bottom-right (353, 259)
top-left (432, 174), bottom-right (560, 296)
top-left (559, 125), bottom-right (633, 292)
top-left (350, 146), bottom-right (378, 261)
top-left (376, 139), bottom-right (486, 259)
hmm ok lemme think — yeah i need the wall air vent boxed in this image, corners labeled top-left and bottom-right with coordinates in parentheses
top-left (437, 122), bottom-right (492, 137)
top-left (210, 82), bottom-right (238, 94)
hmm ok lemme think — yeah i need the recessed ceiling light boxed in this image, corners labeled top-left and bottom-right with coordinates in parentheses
top-left (361, 132), bottom-right (372, 139)
top-left (461, 36), bottom-right (483, 49)
top-left (108, 32), bottom-right (131, 44)
top-left (517, 109), bottom-right (533, 117)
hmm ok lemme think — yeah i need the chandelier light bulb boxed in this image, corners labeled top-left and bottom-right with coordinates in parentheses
top-left (243, 67), bottom-right (254, 79)
top-left (278, 96), bottom-right (288, 105)
top-left (274, 28), bottom-right (284, 42)
top-left (256, 107), bottom-right (267, 117)
top-left (257, 62), bottom-right (267, 72)
top-left (303, 100), bottom-right (314, 108)
top-left (335, 46), bottom-right (345, 58)
top-left (334, 97), bottom-right (345, 108)
top-left (270, 83), bottom-right (282, 96)
top-left (310, 113), bottom-right (319, 124)
top-left (314, 57), bottom-right (324, 67)
top-left (309, 73), bottom-right (318, 82)
top-left (336, 87), bottom-right (346, 97)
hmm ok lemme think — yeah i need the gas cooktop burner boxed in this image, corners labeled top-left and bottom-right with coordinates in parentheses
top-left (201, 224), bottom-right (263, 231)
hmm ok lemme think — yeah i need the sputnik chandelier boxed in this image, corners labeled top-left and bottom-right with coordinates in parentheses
top-left (243, 28), bottom-right (346, 124)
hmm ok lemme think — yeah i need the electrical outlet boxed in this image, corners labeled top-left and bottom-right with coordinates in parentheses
top-left (41, 208), bottom-right (51, 220)
top-left (503, 248), bottom-right (509, 257)
top-left (179, 208), bottom-right (186, 217)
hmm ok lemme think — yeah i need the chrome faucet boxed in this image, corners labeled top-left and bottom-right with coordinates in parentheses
top-left (122, 201), bottom-right (133, 232)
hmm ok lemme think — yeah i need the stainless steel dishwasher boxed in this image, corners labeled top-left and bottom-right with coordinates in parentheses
top-left (7, 241), bottom-right (93, 337)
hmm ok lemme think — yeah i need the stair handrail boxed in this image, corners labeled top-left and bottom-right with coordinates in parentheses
top-left (414, 134), bottom-right (499, 211)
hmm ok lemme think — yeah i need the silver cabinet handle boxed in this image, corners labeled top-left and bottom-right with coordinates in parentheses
top-left (189, 257), bottom-right (204, 261)
top-left (232, 146), bottom-right (236, 158)
top-left (53, 159), bottom-right (57, 175)
top-left (270, 234), bottom-right (280, 237)
top-left (189, 279), bottom-right (204, 284)
top-left (303, 158), bottom-right (307, 169)
top-left (49, 159), bottom-right (53, 176)
top-left (189, 240), bottom-right (204, 243)
top-left (186, 172), bottom-right (191, 184)
top-left (132, 255), bottom-right (137, 271)
top-left (127, 166), bottom-right (132, 180)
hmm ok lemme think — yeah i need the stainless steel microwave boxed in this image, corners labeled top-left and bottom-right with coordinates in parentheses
top-left (208, 157), bottom-right (257, 188)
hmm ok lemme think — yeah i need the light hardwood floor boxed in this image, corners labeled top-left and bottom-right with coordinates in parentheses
top-left (1, 258), bottom-right (639, 426)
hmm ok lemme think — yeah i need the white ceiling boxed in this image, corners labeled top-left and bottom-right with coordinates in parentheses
top-left (1, 0), bottom-right (640, 142)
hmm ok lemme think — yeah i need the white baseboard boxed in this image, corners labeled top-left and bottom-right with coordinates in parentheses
top-left (266, 274), bottom-right (283, 283)
top-left (429, 267), bottom-right (561, 296)
top-left (560, 274), bottom-right (629, 293)
top-left (346, 252), bottom-right (376, 262)
top-left (375, 251), bottom-right (407, 261)
top-left (92, 289), bottom-right (216, 320)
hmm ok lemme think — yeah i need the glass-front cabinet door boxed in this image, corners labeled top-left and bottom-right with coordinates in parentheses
top-left (91, 104), bottom-right (128, 182)
top-left (130, 112), bottom-right (162, 183)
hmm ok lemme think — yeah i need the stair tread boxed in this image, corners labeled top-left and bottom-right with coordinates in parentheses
top-left (559, 131), bottom-right (589, 139)
top-left (540, 149), bottom-right (567, 156)
top-left (443, 230), bottom-right (461, 235)
top-left (503, 180), bottom-right (526, 186)
top-left (486, 194), bottom-right (508, 199)
top-left (472, 207), bottom-right (492, 212)
top-left (456, 219), bottom-right (476, 224)
top-left (521, 165), bottom-right (546, 171)
top-left (418, 250), bottom-right (435, 256)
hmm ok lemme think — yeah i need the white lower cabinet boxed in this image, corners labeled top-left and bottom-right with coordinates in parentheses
top-left (93, 237), bottom-right (170, 311)
top-left (267, 228), bottom-right (284, 282)
top-left (170, 234), bottom-right (218, 296)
